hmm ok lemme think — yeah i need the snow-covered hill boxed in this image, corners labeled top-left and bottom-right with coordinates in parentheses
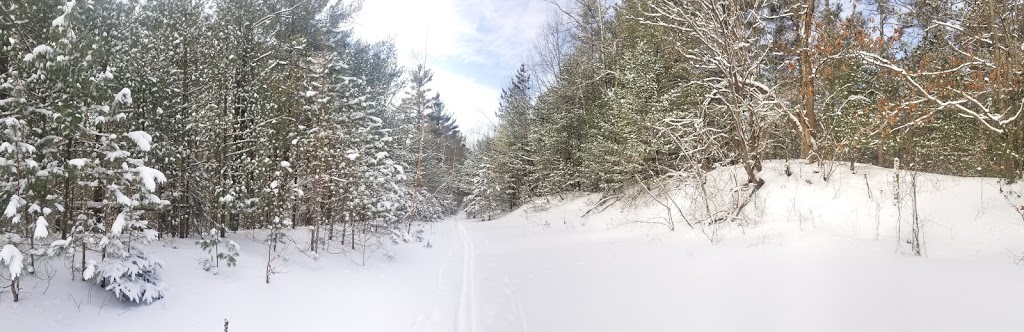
top-left (459, 161), bottom-right (1024, 331)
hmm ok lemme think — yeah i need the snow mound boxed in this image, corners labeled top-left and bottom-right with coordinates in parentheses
top-left (493, 160), bottom-right (1024, 257)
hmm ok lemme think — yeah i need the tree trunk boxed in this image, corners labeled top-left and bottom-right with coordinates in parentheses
top-left (10, 277), bottom-right (18, 302)
top-left (0, 30), bottom-right (7, 101)
top-left (797, 0), bottom-right (819, 162)
top-left (80, 241), bottom-right (87, 281)
top-left (310, 202), bottom-right (320, 253)
top-left (327, 208), bottom-right (335, 241)
top-left (61, 140), bottom-right (74, 240)
top-left (875, 0), bottom-right (888, 167)
top-left (265, 242), bottom-right (273, 284)
top-left (340, 219), bottom-right (346, 245)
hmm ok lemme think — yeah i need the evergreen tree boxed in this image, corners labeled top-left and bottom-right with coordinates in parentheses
top-left (491, 65), bottom-right (535, 210)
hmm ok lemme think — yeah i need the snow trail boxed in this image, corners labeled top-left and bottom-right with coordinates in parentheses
top-left (456, 218), bottom-right (477, 332)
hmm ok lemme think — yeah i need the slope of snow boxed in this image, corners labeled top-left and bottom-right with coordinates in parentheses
top-left (458, 161), bottom-right (1024, 331)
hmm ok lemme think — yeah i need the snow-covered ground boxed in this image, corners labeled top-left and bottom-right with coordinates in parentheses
top-left (5, 161), bottom-right (1024, 331)
top-left (3, 224), bottom-right (467, 332)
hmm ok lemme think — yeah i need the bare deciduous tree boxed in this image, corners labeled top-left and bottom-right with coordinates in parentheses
top-left (641, 0), bottom-right (788, 187)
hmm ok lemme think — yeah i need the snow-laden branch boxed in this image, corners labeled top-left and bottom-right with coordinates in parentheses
top-left (857, 51), bottom-right (1022, 133)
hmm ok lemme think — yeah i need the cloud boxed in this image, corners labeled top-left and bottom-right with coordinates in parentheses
top-left (352, 0), bottom-right (554, 138)
top-left (431, 68), bottom-right (500, 136)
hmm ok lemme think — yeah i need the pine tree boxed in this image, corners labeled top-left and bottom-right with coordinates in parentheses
top-left (491, 65), bottom-right (534, 210)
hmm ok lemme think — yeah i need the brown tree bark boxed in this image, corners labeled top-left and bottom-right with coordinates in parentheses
top-left (797, 0), bottom-right (819, 162)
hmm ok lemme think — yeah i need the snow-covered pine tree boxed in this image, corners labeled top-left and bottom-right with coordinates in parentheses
top-left (462, 136), bottom-right (504, 219)
top-left (259, 160), bottom-right (299, 284)
top-left (0, 77), bottom-right (55, 279)
top-left (18, 0), bottom-right (173, 303)
top-left (394, 65), bottom-right (441, 228)
top-left (0, 0), bottom-right (75, 286)
top-left (333, 41), bottom-right (412, 246)
top-left (295, 53), bottom-right (338, 254)
top-left (124, 0), bottom-right (217, 238)
top-left (417, 98), bottom-right (466, 216)
top-left (196, 228), bottom-right (240, 274)
top-left (211, 0), bottom-right (279, 233)
top-left (490, 65), bottom-right (535, 211)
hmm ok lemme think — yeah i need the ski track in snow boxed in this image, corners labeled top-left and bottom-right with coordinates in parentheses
top-left (458, 218), bottom-right (531, 332)
top-left (456, 217), bottom-right (477, 332)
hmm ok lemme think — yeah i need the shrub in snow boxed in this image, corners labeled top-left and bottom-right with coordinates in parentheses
top-left (87, 250), bottom-right (166, 304)
top-left (83, 187), bottom-right (166, 304)
top-left (1, 244), bottom-right (24, 302)
top-left (1000, 181), bottom-right (1024, 222)
top-left (0, 245), bottom-right (25, 278)
top-left (84, 209), bottom-right (167, 304)
top-left (197, 228), bottom-right (240, 274)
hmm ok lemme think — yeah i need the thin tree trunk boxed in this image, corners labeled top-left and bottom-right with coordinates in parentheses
top-left (327, 208), bottom-right (335, 241)
top-left (61, 140), bottom-right (74, 240)
top-left (10, 277), bottom-right (18, 302)
top-left (875, 0), bottom-right (888, 167)
top-left (310, 202), bottom-right (320, 253)
top-left (80, 241), bottom-right (87, 281)
top-left (265, 240), bottom-right (273, 284)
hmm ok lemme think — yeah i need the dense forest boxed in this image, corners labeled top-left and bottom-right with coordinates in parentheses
top-left (0, 0), bottom-right (466, 302)
top-left (1, 0), bottom-right (1022, 306)
top-left (464, 0), bottom-right (1023, 217)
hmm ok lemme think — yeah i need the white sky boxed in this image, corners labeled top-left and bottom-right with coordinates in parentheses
top-left (351, 0), bottom-right (555, 138)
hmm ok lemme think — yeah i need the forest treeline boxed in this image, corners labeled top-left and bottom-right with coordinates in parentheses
top-left (1, 0), bottom-right (1022, 305)
top-left (0, 0), bottom-right (466, 302)
top-left (464, 0), bottom-right (1023, 217)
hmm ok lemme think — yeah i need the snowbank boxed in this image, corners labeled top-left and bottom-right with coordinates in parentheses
top-left (458, 161), bottom-right (1024, 331)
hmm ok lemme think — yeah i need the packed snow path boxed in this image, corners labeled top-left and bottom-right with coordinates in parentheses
top-left (455, 218), bottom-right (478, 332)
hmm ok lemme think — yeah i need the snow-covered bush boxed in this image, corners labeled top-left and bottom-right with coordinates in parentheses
top-left (197, 228), bottom-right (240, 274)
top-left (1000, 181), bottom-right (1024, 223)
top-left (86, 250), bottom-right (166, 304)
top-left (0, 245), bottom-right (24, 279)
top-left (1, 234), bottom-right (27, 302)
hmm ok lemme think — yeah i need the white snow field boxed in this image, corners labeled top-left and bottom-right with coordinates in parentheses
top-left (6, 161), bottom-right (1024, 331)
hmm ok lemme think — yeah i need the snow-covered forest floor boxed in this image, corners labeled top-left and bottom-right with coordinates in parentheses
top-left (3, 222), bottom-right (467, 331)
top-left (6, 161), bottom-right (1024, 331)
